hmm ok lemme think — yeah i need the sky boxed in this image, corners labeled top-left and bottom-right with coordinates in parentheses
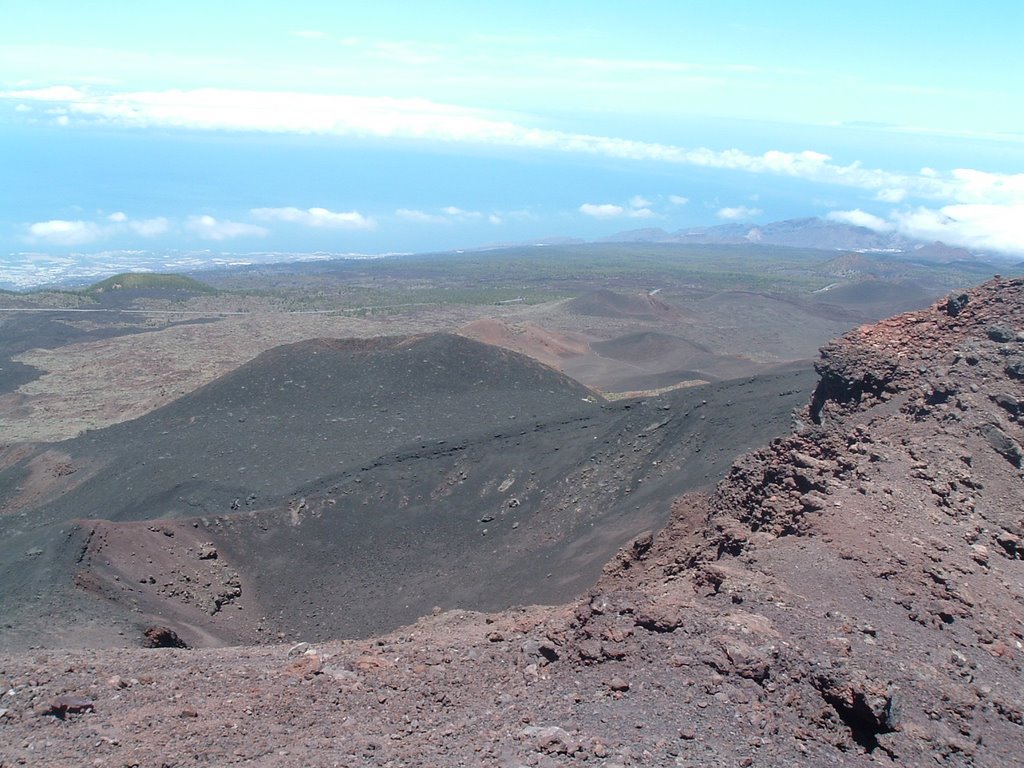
top-left (2, 1), bottom-right (1024, 286)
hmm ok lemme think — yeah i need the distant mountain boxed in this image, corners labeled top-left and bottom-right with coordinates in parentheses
top-left (471, 235), bottom-right (586, 250)
top-left (907, 241), bottom-right (979, 263)
top-left (595, 227), bottom-right (674, 243)
top-left (601, 217), bottom-right (917, 252)
top-left (675, 221), bottom-right (751, 241)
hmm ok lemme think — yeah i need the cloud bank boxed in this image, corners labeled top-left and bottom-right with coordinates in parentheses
top-left (6, 85), bottom-right (1024, 254)
top-left (579, 198), bottom-right (655, 219)
top-left (395, 206), bottom-right (488, 224)
top-left (579, 203), bottom-right (625, 218)
top-left (894, 204), bottom-right (1024, 253)
top-left (827, 202), bottom-right (1024, 253)
top-left (250, 206), bottom-right (376, 229)
top-left (27, 219), bottom-right (101, 246)
top-left (5, 84), bottom-right (1022, 215)
top-left (717, 205), bottom-right (763, 220)
top-left (25, 214), bottom-right (171, 246)
top-left (827, 204), bottom-right (1024, 254)
top-left (826, 209), bottom-right (894, 231)
top-left (186, 215), bottom-right (268, 241)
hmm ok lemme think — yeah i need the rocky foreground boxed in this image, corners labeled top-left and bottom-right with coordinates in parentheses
top-left (1, 277), bottom-right (1022, 767)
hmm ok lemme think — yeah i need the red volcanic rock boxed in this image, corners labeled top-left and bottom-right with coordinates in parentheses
top-left (142, 625), bottom-right (188, 649)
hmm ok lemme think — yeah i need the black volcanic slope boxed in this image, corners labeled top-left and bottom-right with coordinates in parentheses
top-left (10, 334), bottom-right (598, 523)
top-left (590, 331), bottom-right (754, 381)
top-left (593, 331), bottom-right (714, 363)
top-left (0, 333), bottom-right (815, 649)
top-left (812, 278), bottom-right (932, 314)
top-left (566, 289), bottom-right (682, 320)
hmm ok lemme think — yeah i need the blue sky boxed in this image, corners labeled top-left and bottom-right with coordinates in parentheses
top-left (2, 1), bottom-right (1024, 284)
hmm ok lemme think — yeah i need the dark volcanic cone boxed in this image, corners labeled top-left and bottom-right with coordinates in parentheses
top-left (590, 330), bottom-right (754, 381)
top-left (566, 288), bottom-right (683, 320)
top-left (0, 332), bottom-right (813, 648)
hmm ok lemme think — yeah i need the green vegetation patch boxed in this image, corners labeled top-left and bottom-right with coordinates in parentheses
top-left (86, 273), bottom-right (218, 294)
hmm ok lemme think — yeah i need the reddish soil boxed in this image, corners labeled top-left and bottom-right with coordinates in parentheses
top-left (457, 318), bottom-right (591, 370)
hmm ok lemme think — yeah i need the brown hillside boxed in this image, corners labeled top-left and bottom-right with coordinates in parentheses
top-left (456, 318), bottom-right (590, 369)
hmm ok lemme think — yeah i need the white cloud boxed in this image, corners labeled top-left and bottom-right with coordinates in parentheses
top-left (824, 204), bottom-right (1024, 254)
top-left (826, 209), bottom-right (894, 232)
top-left (395, 206), bottom-right (484, 224)
top-left (579, 203), bottom-right (625, 218)
top-left (669, 195), bottom-right (689, 205)
top-left (946, 167), bottom-right (1024, 205)
top-left (580, 199), bottom-right (658, 219)
top-left (488, 214), bottom-right (502, 225)
top-left (717, 205), bottom-right (762, 220)
top-left (875, 188), bottom-right (907, 203)
top-left (396, 208), bottom-right (446, 223)
top-left (5, 84), bottom-right (1023, 213)
top-left (25, 213), bottom-right (172, 246)
top-left (396, 209), bottom-right (423, 221)
top-left (0, 87), bottom-right (997, 210)
top-left (14, 103), bottom-right (31, 112)
top-left (893, 204), bottom-right (1024, 254)
top-left (128, 217), bottom-right (170, 237)
top-left (6, 84), bottom-right (1024, 252)
top-left (251, 206), bottom-right (376, 229)
top-left (0, 85), bottom-right (983, 203)
top-left (186, 215), bottom-right (267, 241)
top-left (2, 85), bottom-right (85, 102)
top-left (26, 219), bottom-right (101, 246)
top-left (441, 206), bottom-right (482, 218)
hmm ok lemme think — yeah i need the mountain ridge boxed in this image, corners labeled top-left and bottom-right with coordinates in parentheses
top-left (597, 217), bottom-right (1016, 264)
